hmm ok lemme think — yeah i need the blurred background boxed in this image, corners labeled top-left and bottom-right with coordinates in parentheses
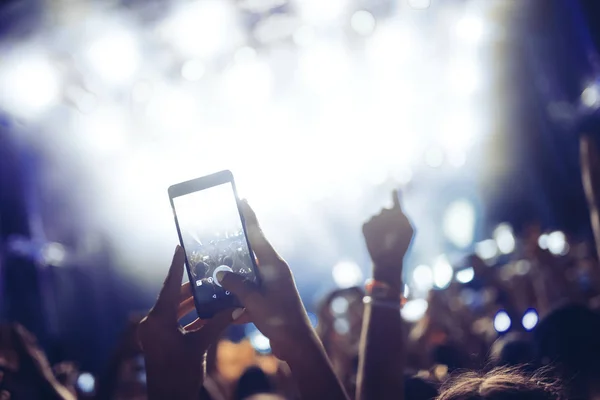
top-left (1, 0), bottom-right (600, 389)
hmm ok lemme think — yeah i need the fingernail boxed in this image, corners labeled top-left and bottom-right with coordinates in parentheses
top-left (216, 271), bottom-right (227, 282)
top-left (232, 308), bottom-right (245, 320)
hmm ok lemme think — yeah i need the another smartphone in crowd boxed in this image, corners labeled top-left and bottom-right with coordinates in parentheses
top-left (168, 170), bottom-right (260, 319)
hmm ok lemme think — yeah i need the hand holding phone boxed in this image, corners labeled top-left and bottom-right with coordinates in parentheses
top-left (138, 247), bottom-right (234, 400)
top-left (169, 170), bottom-right (260, 319)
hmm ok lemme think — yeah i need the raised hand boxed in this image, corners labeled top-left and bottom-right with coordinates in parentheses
top-left (218, 200), bottom-right (349, 400)
top-left (362, 190), bottom-right (414, 292)
top-left (217, 200), bottom-right (314, 361)
top-left (138, 246), bottom-right (234, 400)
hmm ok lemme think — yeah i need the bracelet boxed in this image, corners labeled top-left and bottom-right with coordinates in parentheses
top-left (363, 296), bottom-right (402, 310)
top-left (365, 279), bottom-right (401, 301)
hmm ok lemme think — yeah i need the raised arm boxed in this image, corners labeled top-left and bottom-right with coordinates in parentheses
top-left (357, 190), bottom-right (414, 400)
top-left (219, 200), bottom-right (349, 400)
top-left (581, 135), bottom-right (600, 260)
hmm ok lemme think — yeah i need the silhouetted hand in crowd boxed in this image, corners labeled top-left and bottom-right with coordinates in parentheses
top-left (219, 200), bottom-right (349, 400)
top-left (138, 246), bottom-right (234, 400)
top-left (358, 190), bottom-right (414, 400)
top-left (363, 190), bottom-right (413, 292)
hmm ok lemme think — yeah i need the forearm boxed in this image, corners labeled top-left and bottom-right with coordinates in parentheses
top-left (357, 303), bottom-right (404, 400)
top-left (285, 332), bottom-right (349, 400)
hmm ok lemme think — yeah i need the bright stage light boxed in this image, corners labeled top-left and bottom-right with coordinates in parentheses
top-left (351, 10), bottom-right (376, 36)
top-left (407, 0), bottom-right (431, 9)
top-left (538, 234), bottom-right (549, 250)
top-left (433, 255), bottom-right (453, 289)
top-left (76, 107), bottom-right (129, 153)
top-left (146, 86), bottom-right (199, 133)
top-left (86, 30), bottom-right (140, 83)
top-left (493, 310), bottom-right (511, 333)
top-left (455, 15), bottom-right (485, 43)
top-left (295, 0), bottom-right (348, 25)
top-left (401, 299), bottom-right (428, 322)
top-left (299, 42), bottom-right (351, 93)
top-left (448, 60), bottom-right (481, 95)
top-left (443, 199), bottom-right (476, 249)
top-left (332, 261), bottom-right (363, 288)
top-left (413, 264), bottom-right (433, 291)
top-left (456, 267), bottom-right (475, 283)
top-left (0, 52), bottom-right (61, 116)
top-left (181, 60), bottom-right (206, 82)
top-left (494, 223), bottom-right (515, 254)
top-left (581, 83), bottom-right (599, 108)
top-left (547, 231), bottom-right (567, 255)
top-left (522, 309), bottom-right (539, 331)
top-left (475, 239), bottom-right (498, 260)
top-left (161, 0), bottom-right (241, 58)
top-left (221, 59), bottom-right (273, 108)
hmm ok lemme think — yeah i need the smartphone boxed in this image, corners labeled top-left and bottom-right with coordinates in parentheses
top-left (168, 170), bottom-right (259, 319)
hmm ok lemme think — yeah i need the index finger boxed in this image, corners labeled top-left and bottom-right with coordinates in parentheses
top-left (392, 189), bottom-right (401, 210)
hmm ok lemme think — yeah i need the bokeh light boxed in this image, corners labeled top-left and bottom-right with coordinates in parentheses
top-left (521, 309), bottom-right (539, 331)
top-left (332, 261), bottom-right (363, 288)
top-left (433, 255), bottom-right (454, 289)
top-left (493, 310), bottom-right (511, 333)
top-left (456, 267), bottom-right (475, 284)
top-left (401, 299), bottom-right (429, 322)
top-left (413, 264), bottom-right (434, 292)
top-left (443, 199), bottom-right (476, 249)
top-left (547, 231), bottom-right (568, 255)
top-left (494, 223), bottom-right (515, 255)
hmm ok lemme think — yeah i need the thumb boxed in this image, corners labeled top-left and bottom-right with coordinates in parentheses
top-left (218, 271), bottom-right (262, 308)
top-left (186, 310), bottom-right (231, 348)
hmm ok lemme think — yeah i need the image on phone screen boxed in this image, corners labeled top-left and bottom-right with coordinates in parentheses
top-left (170, 172), bottom-right (258, 318)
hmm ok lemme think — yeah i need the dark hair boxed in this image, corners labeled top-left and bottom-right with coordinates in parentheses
top-left (489, 333), bottom-right (535, 370)
top-left (405, 375), bottom-right (438, 400)
top-left (438, 367), bottom-right (561, 400)
top-left (234, 366), bottom-right (275, 400)
top-left (533, 304), bottom-right (600, 379)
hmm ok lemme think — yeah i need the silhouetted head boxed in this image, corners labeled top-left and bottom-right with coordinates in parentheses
top-left (234, 366), bottom-right (275, 400)
top-left (432, 344), bottom-right (469, 373)
top-left (490, 333), bottom-right (535, 369)
top-left (438, 367), bottom-right (561, 400)
top-left (405, 375), bottom-right (438, 400)
top-left (533, 304), bottom-right (600, 381)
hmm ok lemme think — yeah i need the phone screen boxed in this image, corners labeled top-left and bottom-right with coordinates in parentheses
top-left (171, 177), bottom-right (257, 318)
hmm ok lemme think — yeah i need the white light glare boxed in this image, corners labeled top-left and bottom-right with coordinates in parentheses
top-left (332, 261), bottom-right (363, 288)
top-left (401, 299), bottom-right (428, 322)
top-left (582, 84), bottom-right (599, 108)
top-left (162, 0), bottom-right (240, 58)
top-left (351, 10), bottom-right (376, 36)
top-left (412, 265), bottom-right (433, 291)
top-left (249, 331), bottom-right (271, 353)
top-left (456, 267), bottom-right (475, 284)
top-left (41, 242), bottom-right (66, 266)
top-left (0, 53), bottom-right (61, 116)
top-left (407, 0), bottom-right (431, 9)
top-left (433, 255), bottom-right (453, 289)
top-left (181, 60), bottom-right (205, 81)
top-left (330, 296), bottom-right (349, 315)
top-left (77, 372), bottom-right (96, 394)
top-left (221, 59), bottom-right (273, 107)
top-left (547, 231), bottom-right (567, 255)
top-left (455, 15), bottom-right (485, 43)
top-left (443, 199), bottom-right (476, 249)
top-left (296, 0), bottom-right (348, 24)
top-left (494, 223), bottom-right (515, 254)
top-left (475, 239), bottom-right (498, 260)
top-left (86, 30), bottom-right (140, 83)
top-left (538, 234), bottom-right (548, 250)
top-left (522, 309), bottom-right (539, 331)
top-left (494, 310), bottom-right (511, 333)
